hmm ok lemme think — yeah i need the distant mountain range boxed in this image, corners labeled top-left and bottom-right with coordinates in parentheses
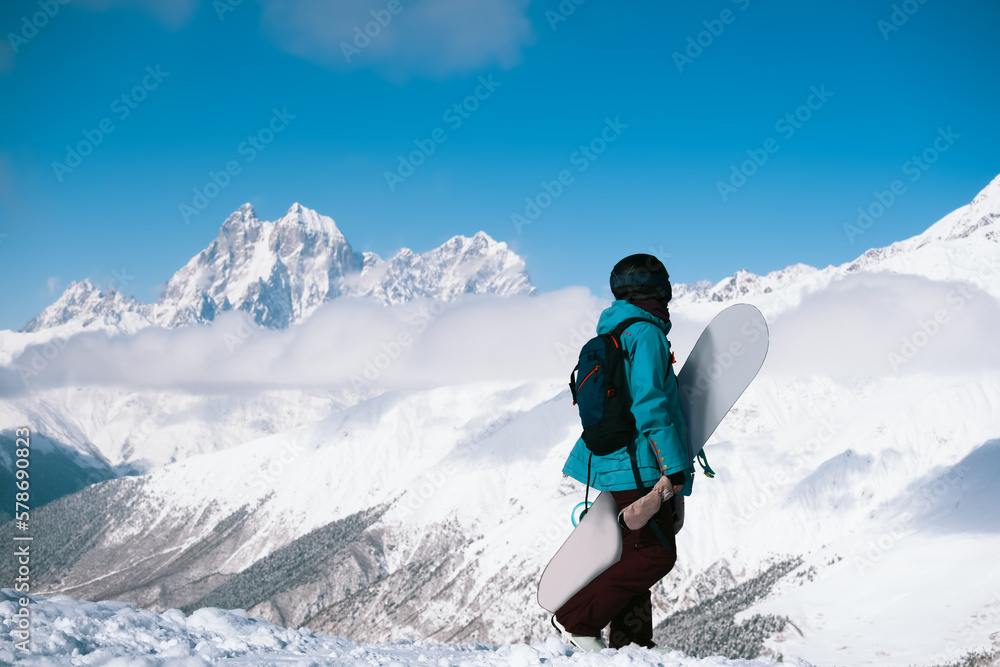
top-left (22, 203), bottom-right (536, 333)
top-left (21, 173), bottom-right (1000, 336)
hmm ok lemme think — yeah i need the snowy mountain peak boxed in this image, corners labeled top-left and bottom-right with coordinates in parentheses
top-left (929, 173), bottom-right (1000, 243)
top-left (216, 204), bottom-right (263, 253)
top-left (349, 229), bottom-right (535, 305)
top-left (971, 172), bottom-right (1000, 208)
top-left (63, 278), bottom-right (97, 298)
top-left (437, 230), bottom-right (501, 258)
top-left (468, 230), bottom-right (493, 246)
top-left (221, 203), bottom-right (260, 230)
top-left (21, 205), bottom-right (535, 332)
top-left (21, 279), bottom-right (149, 334)
top-left (277, 202), bottom-right (346, 240)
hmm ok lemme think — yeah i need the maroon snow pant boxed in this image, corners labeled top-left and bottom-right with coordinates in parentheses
top-left (553, 488), bottom-right (677, 649)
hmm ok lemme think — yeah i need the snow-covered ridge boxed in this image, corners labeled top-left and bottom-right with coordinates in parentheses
top-left (672, 174), bottom-right (1000, 308)
top-left (20, 203), bottom-right (535, 333)
top-left (20, 280), bottom-right (150, 335)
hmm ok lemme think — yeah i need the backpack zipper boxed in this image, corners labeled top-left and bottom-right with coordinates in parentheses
top-left (577, 364), bottom-right (600, 392)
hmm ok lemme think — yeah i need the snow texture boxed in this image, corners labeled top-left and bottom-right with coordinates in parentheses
top-left (0, 589), bottom-right (803, 666)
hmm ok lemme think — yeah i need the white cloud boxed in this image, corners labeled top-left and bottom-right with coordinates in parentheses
top-left (766, 271), bottom-right (1000, 377)
top-left (7, 271), bottom-right (996, 398)
top-left (46, 277), bottom-right (60, 296)
top-left (259, 0), bottom-right (535, 78)
top-left (5, 288), bottom-right (607, 394)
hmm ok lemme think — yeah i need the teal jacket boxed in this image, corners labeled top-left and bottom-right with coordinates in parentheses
top-left (562, 301), bottom-right (693, 495)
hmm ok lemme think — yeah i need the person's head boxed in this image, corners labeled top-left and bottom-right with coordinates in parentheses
top-left (610, 254), bottom-right (672, 304)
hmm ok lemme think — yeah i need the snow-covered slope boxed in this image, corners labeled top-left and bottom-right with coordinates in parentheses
top-left (0, 589), bottom-right (804, 666)
top-left (7, 367), bottom-right (998, 663)
top-left (0, 386), bottom-right (354, 472)
top-left (18, 202), bottom-right (535, 334)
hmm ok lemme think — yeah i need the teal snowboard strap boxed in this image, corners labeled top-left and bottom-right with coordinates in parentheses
top-left (697, 450), bottom-right (716, 478)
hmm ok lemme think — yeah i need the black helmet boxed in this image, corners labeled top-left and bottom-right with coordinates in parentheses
top-left (610, 253), bottom-right (672, 302)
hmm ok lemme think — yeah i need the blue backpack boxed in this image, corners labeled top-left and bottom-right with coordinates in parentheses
top-left (568, 317), bottom-right (667, 456)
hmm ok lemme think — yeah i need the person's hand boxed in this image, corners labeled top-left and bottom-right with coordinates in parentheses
top-left (652, 475), bottom-right (676, 502)
top-left (619, 476), bottom-right (673, 530)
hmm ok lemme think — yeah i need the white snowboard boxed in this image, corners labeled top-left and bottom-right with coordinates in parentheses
top-left (537, 303), bottom-right (769, 613)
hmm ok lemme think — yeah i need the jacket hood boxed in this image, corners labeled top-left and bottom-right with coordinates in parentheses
top-left (596, 300), bottom-right (672, 335)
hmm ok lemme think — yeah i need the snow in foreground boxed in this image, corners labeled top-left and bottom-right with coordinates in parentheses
top-left (0, 590), bottom-right (809, 666)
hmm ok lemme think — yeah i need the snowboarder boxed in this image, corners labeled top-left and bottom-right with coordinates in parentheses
top-left (553, 253), bottom-right (691, 652)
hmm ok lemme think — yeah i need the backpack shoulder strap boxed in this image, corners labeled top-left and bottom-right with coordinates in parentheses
top-left (609, 317), bottom-right (669, 354)
top-left (610, 316), bottom-right (668, 338)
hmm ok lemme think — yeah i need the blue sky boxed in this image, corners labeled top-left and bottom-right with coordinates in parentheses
top-left (0, 0), bottom-right (998, 331)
